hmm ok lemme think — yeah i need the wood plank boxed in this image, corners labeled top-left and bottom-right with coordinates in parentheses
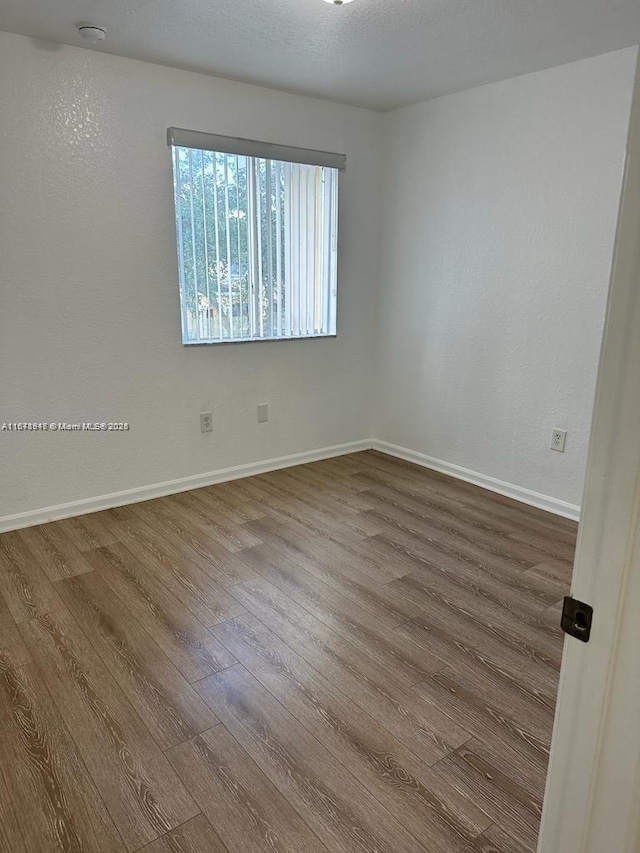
top-left (347, 465), bottom-right (484, 518)
top-left (526, 560), bottom-right (574, 585)
top-left (17, 523), bottom-right (94, 581)
top-left (195, 664), bottom-right (445, 853)
top-left (471, 823), bottom-right (533, 853)
top-left (393, 552), bottom-right (566, 633)
top-left (251, 471), bottom-right (383, 539)
top-left (363, 501), bottom-right (561, 588)
top-left (235, 547), bottom-right (435, 685)
top-left (374, 530), bottom-right (561, 609)
top-left (245, 470), bottom-right (350, 522)
top-left (242, 513), bottom-right (404, 584)
top-left (0, 531), bottom-right (66, 622)
top-left (230, 578), bottom-right (468, 767)
top-left (54, 512), bottom-right (118, 552)
top-left (434, 743), bottom-right (542, 851)
top-left (542, 599), bottom-right (564, 629)
top-left (212, 613), bottom-right (491, 851)
top-left (389, 571), bottom-right (563, 668)
top-left (455, 735), bottom-right (550, 809)
top-left (353, 464), bottom-right (577, 551)
top-left (112, 507), bottom-right (253, 590)
top-left (105, 512), bottom-right (247, 622)
top-left (130, 494), bottom-right (263, 566)
top-left (519, 562), bottom-right (572, 605)
top-left (244, 499), bottom-right (375, 550)
top-left (20, 609), bottom-right (199, 851)
top-left (353, 452), bottom-right (575, 540)
top-left (0, 753), bottom-right (27, 853)
top-left (307, 454), bottom-right (370, 477)
top-left (240, 542), bottom-right (422, 625)
top-left (86, 543), bottom-right (238, 680)
top-left (270, 497), bottom-right (384, 541)
top-left (0, 659), bottom-right (124, 853)
top-left (137, 815), bottom-right (229, 853)
top-left (272, 466), bottom-right (377, 512)
top-left (411, 675), bottom-right (549, 793)
top-left (167, 726), bottom-right (330, 853)
top-left (161, 490), bottom-right (264, 553)
top-left (56, 572), bottom-right (219, 749)
top-left (193, 482), bottom-right (267, 523)
top-left (356, 471), bottom-right (576, 565)
top-left (427, 659), bottom-right (556, 749)
top-left (0, 593), bottom-right (32, 670)
top-left (397, 595), bottom-right (559, 699)
top-left (428, 668), bottom-right (552, 761)
top-left (352, 532), bottom-right (450, 578)
top-left (506, 528), bottom-right (576, 565)
top-left (396, 616), bottom-right (557, 712)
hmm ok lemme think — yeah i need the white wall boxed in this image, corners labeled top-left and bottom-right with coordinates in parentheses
top-left (0, 32), bottom-right (382, 521)
top-left (0, 33), bottom-right (636, 525)
top-left (373, 48), bottom-right (637, 510)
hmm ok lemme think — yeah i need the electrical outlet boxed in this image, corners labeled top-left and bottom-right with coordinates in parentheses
top-left (257, 404), bottom-right (269, 424)
top-left (200, 412), bottom-right (213, 433)
top-left (551, 429), bottom-right (567, 453)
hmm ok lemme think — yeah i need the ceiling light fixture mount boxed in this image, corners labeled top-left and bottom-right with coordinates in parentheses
top-left (76, 23), bottom-right (107, 42)
top-left (323, 0), bottom-right (355, 5)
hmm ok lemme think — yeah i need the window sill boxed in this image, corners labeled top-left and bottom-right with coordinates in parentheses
top-left (183, 334), bottom-right (337, 347)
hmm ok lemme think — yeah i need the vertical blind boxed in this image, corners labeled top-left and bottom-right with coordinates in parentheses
top-left (168, 131), bottom-right (343, 344)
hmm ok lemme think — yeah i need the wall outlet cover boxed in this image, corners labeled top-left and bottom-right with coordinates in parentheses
top-left (257, 404), bottom-right (269, 424)
top-left (200, 412), bottom-right (213, 433)
top-left (551, 429), bottom-right (567, 452)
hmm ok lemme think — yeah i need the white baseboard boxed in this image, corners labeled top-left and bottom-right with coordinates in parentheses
top-left (372, 440), bottom-right (581, 521)
top-left (0, 439), bottom-right (373, 533)
top-left (0, 437), bottom-right (580, 532)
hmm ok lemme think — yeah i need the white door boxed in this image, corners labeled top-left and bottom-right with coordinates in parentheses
top-left (538, 52), bottom-right (640, 853)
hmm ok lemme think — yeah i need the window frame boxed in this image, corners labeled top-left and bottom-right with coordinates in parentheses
top-left (167, 128), bottom-right (345, 346)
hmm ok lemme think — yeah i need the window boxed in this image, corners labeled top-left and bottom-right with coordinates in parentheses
top-left (167, 128), bottom-right (345, 344)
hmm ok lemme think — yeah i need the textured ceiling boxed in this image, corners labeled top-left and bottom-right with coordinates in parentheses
top-left (0, 0), bottom-right (639, 110)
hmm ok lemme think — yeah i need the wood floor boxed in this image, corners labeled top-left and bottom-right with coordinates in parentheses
top-left (0, 450), bottom-right (577, 853)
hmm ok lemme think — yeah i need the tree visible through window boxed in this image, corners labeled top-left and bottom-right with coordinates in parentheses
top-left (170, 145), bottom-right (339, 344)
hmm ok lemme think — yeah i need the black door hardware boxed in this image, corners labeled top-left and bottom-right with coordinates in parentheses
top-left (561, 597), bottom-right (593, 643)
